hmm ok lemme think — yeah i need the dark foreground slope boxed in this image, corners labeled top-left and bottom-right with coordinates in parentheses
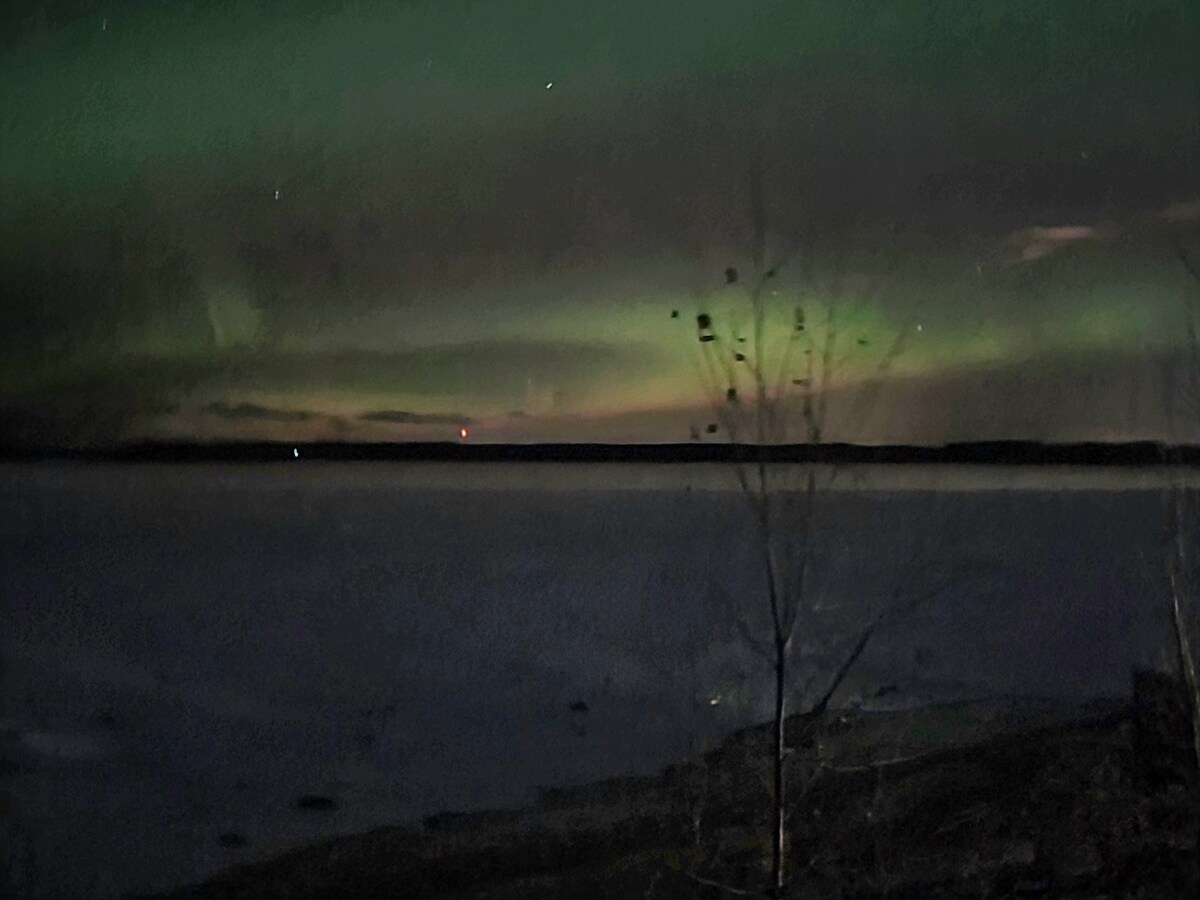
top-left (148, 673), bottom-right (1200, 900)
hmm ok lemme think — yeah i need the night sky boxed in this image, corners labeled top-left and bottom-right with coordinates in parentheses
top-left (2, 0), bottom-right (1199, 445)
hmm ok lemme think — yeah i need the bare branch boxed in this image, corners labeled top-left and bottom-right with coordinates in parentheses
top-left (733, 598), bottom-right (776, 664)
top-left (685, 870), bottom-right (763, 897)
top-left (806, 615), bottom-right (882, 719)
top-left (1176, 239), bottom-right (1200, 287)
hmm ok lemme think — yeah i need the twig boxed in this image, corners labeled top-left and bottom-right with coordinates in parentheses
top-left (685, 870), bottom-right (764, 897)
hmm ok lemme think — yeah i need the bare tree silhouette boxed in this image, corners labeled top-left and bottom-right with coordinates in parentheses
top-left (672, 161), bottom-right (964, 897)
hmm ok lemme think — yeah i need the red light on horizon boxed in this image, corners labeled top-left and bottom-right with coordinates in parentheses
top-left (459, 427), bottom-right (469, 440)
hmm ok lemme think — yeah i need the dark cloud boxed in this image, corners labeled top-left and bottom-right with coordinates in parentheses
top-left (0, 391), bottom-right (179, 449)
top-left (0, 337), bottom-right (665, 445)
top-left (915, 151), bottom-right (1200, 229)
top-left (360, 410), bottom-right (471, 425)
top-left (204, 402), bottom-right (315, 423)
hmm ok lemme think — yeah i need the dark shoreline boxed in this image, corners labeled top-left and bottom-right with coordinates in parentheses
top-left (143, 681), bottom-right (1200, 899)
top-left (3, 440), bottom-right (1200, 466)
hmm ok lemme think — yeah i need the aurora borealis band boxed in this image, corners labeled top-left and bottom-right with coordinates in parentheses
top-left (2, 0), bottom-right (1199, 445)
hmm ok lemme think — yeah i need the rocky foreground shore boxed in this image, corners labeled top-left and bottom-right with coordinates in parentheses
top-left (147, 672), bottom-right (1200, 899)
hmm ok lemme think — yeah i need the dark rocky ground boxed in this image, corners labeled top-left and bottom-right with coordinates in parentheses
top-left (142, 671), bottom-right (1200, 899)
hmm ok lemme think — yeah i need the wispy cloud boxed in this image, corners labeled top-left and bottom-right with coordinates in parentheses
top-left (1006, 225), bottom-right (1103, 263)
top-left (1003, 195), bottom-right (1199, 267)
top-left (1160, 197), bottom-right (1200, 223)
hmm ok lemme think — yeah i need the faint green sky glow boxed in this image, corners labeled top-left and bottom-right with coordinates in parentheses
top-left (1, 0), bottom-right (1198, 444)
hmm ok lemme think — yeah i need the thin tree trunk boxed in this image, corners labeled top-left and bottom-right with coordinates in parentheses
top-left (772, 651), bottom-right (786, 898)
top-left (1167, 487), bottom-right (1200, 871)
top-left (1169, 491), bottom-right (1200, 774)
top-left (1170, 571), bottom-right (1200, 776)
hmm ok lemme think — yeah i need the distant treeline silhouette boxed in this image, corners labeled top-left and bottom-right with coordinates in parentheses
top-left (4, 440), bottom-right (1200, 466)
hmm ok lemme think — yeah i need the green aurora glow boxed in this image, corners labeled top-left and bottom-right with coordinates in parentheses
top-left (2, 0), bottom-right (1198, 444)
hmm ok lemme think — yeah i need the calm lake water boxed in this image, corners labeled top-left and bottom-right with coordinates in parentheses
top-left (0, 462), bottom-right (1178, 897)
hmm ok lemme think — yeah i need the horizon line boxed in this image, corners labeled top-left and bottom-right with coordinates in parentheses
top-left (3, 439), bottom-right (1200, 467)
